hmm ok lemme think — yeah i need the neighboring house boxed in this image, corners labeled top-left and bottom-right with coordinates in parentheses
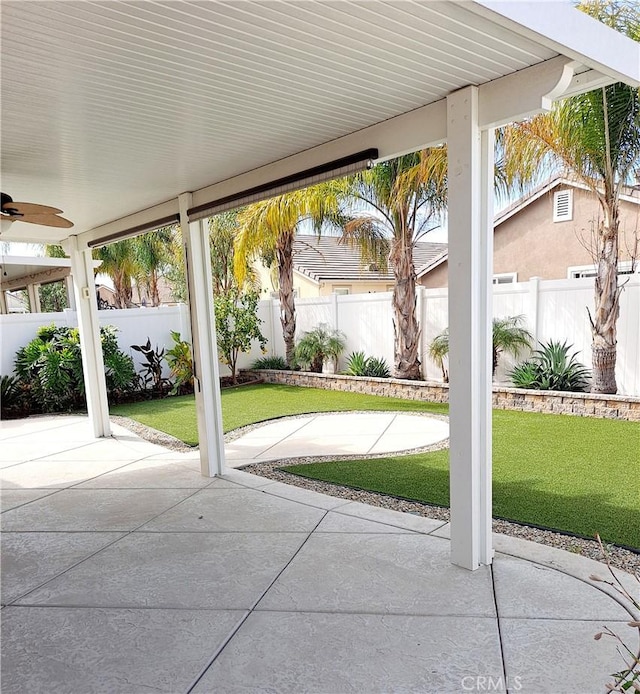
top-left (257, 235), bottom-right (448, 298)
top-left (96, 277), bottom-right (180, 309)
top-left (418, 177), bottom-right (640, 288)
top-left (131, 276), bottom-right (181, 307)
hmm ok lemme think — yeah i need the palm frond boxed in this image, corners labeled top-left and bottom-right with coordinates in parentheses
top-left (341, 216), bottom-right (391, 271)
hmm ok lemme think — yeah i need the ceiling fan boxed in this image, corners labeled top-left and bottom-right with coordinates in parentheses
top-left (1, 192), bottom-right (73, 228)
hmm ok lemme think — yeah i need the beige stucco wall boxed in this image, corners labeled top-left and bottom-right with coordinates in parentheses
top-left (316, 280), bottom-right (394, 296)
top-left (256, 262), bottom-right (394, 298)
top-left (420, 187), bottom-right (639, 288)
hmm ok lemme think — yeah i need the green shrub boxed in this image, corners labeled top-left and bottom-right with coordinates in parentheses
top-left (0, 375), bottom-right (29, 419)
top-left (15, 324), bottom-right (137, 412)
top-left (510, 340), bottom-right (591, 392)
top-left (165, 331), bottom-right (194, 395)
top-left (251, 355), bottom-right (288, 370)
top-left (345, 351), bottom-right (390, 378)
top-left (131, 338), bottom-right (172, 397)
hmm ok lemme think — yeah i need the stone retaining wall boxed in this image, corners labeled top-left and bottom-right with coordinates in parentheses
top-left (247, 369), bottom-right (640, 422)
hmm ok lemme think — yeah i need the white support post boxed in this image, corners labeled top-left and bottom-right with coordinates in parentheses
top-left (27, 283), bottom-right (41, 314)
top-left (179, 193), bottom-right (226, 478)
top-left (64, 236), bottom-right (111, 437)
top-left (446, 86), bottom-right (494, 570)
top-left (65, 274), bottom-right (77, 311)
top-left (0, 289), bottom-right (7, 315)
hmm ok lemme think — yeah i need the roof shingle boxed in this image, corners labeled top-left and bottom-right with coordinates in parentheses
top-left (292, 235), bottom-right (448, 282)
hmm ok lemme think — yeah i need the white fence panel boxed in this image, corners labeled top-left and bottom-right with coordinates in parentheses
top-left (421, 289), bottom-right (448, 381)
top-left (492, 283), bottom-right (533, 382)
top-left (293, 296), bottom-right (334, 335)
top-left (98, 306), bottom-right (189, 378)
top-left (617, 278), bottom-right (640, 397)
top-left (337, 293), bottom-right (394, 371)
top-left (2, 278), bottom-right (638, 395)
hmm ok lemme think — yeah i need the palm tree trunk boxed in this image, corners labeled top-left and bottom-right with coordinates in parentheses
top-left (391, 239), bottom-right (422, 380)
top-left (150, 272), bottom-right (160, 307)
top-left (277, 231), bottom-right (296, 367)
top-left (114, 271), bottom-right (127, 309)
top-left (590, 195), bottom-right (619, 394)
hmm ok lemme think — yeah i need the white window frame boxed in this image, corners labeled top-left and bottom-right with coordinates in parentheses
top-left (553, 189), bottom-right (573, 222)
top-left (567, 261), bottom-right (638, 279)
top-left (492, 272), bottom-right (517, 285)
top-left (333, 286), bottom-right (351, 295)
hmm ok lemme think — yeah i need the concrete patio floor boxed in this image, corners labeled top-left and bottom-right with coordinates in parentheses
top-left (224, 411), bottom-right (450, 467)
top-left (1, 414), bottom-right (637, 693)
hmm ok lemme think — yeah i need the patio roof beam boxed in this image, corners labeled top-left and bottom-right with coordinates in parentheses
top-left (0, 267), bottom-right (71, 293)
top-left (468, 1), bottom-right (640, 87)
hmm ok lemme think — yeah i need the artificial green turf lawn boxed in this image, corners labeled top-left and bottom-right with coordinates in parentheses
top-left (112, 384), bottom-right (640, 548)
top-left (286, 410), bottom-right (640, 549)
top-left (111, 383), bottom-right (448, 445)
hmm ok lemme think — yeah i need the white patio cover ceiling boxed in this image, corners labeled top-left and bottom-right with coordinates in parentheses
top-left (1, 0), bottom-right (638, 244)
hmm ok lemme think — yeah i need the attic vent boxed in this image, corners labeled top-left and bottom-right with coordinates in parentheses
top-left (553, 190), bottom-right (573, 222)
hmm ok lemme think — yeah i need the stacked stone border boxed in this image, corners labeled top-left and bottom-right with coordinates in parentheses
top-left (246, 369), bottom-right (640, 422)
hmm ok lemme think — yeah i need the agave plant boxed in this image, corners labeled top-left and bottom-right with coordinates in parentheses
top-left (251, 355), bottom-right (288, 370)
top-left (345, 351), bottom-right (368, 376)
top-left (510, 340), bottom-right (591, 392)
top-left (364, 356), bottom-right (391, 379)
top-left (345, 351), bottom-right (390, 378)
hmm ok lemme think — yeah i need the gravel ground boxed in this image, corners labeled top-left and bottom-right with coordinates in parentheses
top-left (112, 413), bottom-right (640, 576)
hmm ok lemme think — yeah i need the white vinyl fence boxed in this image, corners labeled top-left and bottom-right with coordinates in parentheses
top-left (1, 276), bottom-right (639, 395)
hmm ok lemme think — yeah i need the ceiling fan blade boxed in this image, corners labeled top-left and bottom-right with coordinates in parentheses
top-left (16, 213), bottom-right (74, 228)
top-left (2, 201), bottom-right (64, 216)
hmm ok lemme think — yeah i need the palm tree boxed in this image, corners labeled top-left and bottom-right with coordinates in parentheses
top-left (133, 227), bottom-right (176, 306)
top-left (92, 239), bottom-right (137, 308)
top-left (338, 148), bottom-right (447, 380)
top-left (294, 324), bottom-right (346, 373)
top-left (208, 211), bottom-right (261, 296)
top-left (234, 185), bottom-right (344, 366)
top-left (500, 2), bottom-right (640, 393)
top-left (429, 315), bottom-right (533, 382)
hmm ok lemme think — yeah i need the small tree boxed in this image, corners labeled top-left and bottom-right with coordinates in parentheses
top-left (214, 290), bottom-right (267, 384)
top-left (39, 281), bottom-right (68, 312)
